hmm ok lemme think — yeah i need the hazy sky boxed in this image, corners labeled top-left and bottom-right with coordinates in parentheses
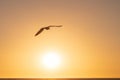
top-left (0, 0), bottom-right (120, 78)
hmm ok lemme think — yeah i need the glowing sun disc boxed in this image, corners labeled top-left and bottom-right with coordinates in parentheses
top-left (42, 51), bottom-right (61, 69)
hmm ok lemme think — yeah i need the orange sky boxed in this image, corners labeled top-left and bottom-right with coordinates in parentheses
top-left (0, 0), bottom-right (120, 78)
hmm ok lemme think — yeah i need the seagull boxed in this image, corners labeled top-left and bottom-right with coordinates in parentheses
top-left (34, 25), bottom-right (62, 36)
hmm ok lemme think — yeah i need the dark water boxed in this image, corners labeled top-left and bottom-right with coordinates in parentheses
top-left (0, 78), bottom-right (120, 80)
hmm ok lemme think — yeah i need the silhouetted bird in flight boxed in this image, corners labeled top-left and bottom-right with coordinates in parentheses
top-left (34, 25), bottom-right (62, 36)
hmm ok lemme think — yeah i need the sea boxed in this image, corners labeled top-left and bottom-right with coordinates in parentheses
top-left (0, 78), bottom-right (120, 80)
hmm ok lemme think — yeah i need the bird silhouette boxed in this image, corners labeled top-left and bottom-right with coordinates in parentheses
top-left (34, 25), bottom-right (62, 36)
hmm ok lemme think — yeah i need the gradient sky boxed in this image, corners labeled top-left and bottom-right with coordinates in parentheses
top-left (0, 0), bottom-right (120, 78)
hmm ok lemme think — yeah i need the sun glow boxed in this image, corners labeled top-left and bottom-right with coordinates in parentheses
top-left (42, 51), bottom-right (61, 69)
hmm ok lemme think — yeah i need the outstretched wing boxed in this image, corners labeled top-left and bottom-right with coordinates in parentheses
top-left (34, 28), bottom-right (44, 36)
top-left (55, 25), bottom-right (62, 27)
top-left (48, 25), bottom-right (62, 27)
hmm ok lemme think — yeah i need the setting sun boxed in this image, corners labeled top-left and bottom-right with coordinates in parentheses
top-left (41, 51), bottom-right (61, 69)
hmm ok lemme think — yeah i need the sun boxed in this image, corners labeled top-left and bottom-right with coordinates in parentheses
top-left (42, 51), bottom-right (61, 69)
